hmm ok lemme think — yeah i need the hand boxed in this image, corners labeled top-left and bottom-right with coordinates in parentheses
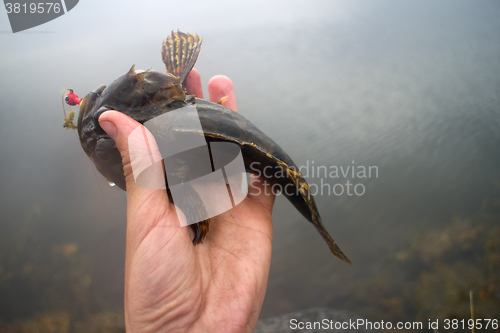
top-left (98, 69), bottom-right (275, 333)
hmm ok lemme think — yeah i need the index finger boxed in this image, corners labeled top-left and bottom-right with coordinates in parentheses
top-left (185, 68), bottom-right (204, 98)
top-left (208, 75), bottom-right (238, 112)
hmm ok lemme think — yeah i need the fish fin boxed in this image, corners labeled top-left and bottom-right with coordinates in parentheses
top-left (190, 219), bottom-right (210, 244)
top-left (171, 182), bottom-right (210, 244)
top-left (312, 214), bottom-right (353, 265)
top-left (279, 160), bottom-right (352, 264)
top-left (162, 30), bottom-right (202, 91)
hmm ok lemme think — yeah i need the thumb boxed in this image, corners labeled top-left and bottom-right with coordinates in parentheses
top-left (98, 111), bottom-right (167, 202)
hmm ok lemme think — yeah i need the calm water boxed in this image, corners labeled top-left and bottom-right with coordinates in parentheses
top-left (1, 0), bottom-right (499, 330)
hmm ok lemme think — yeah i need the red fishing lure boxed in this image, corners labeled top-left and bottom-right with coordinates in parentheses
top-left (64, 89), bottom-right (82, 106)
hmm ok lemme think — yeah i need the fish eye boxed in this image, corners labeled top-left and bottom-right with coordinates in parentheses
top-left (65, 96), bottom-right (70, 102)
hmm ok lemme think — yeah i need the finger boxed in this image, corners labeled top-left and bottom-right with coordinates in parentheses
top-left (208, 75), bottom-right (238, 112)
top-left (247, 174), bottom-right (276, 213)
top-left (207, 75), bottom-right (247, 203)
top-left (98, 111), bottom-right (167, 203)
top-left (185, 68), bottom-right (204, 98)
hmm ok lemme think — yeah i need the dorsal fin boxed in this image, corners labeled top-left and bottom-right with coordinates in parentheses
top-left (162, 30), bottom-right (202, 91)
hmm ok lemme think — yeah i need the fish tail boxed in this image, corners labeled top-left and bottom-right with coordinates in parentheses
top-left (312, 213), bottom-right (353, 265)
top-left (286, 163), bottom-right (352, 264)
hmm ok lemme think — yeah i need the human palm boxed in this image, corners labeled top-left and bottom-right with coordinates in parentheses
top-left (98, 69), bottom-right (275, 333)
